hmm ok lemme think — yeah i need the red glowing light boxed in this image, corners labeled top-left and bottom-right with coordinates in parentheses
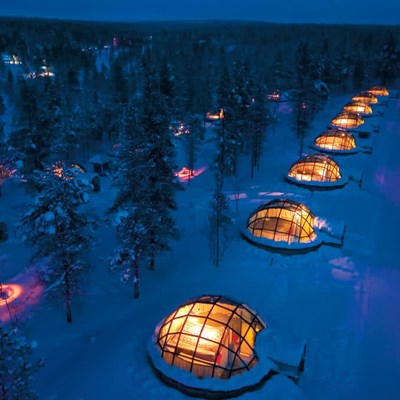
top-left (0, 273), bottom-right (44, 324)
top-left (175, 166), bottom-right (206, 182)
top-left (0, 284), bottom-right (23, 306)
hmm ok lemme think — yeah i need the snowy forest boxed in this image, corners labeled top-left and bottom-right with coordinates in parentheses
top-left (1, 17), bottom-right (400, 400)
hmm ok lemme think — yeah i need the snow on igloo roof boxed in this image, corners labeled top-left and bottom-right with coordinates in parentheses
top-left (155, 295), bottom-right (266, 379)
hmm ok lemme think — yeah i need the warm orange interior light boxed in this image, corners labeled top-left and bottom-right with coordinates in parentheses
top-left (182, 317), bottom-right (224, 345)
top-left (351, 93), bottom-right (378, 104)
top-left (206, 109), bottom-right (224, 120)
top-left (174, 122), bottom-right (190, 136)
top-left (343, 102), bottom-right (373, 115)
top-left (267, 91), bottom-right (281, 100)
top-left (368, 86), bottom-right (389, 96)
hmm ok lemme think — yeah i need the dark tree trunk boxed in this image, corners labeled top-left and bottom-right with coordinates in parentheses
top-left (133, 258), bottom-right (139, 299)
top-left (2, 385), bottom-right (7, 400)
top-left (64, 269), bottom-right (72, 323)
top-left (149, 230), bottom-right (155, 271)
top-left (215, 205), bottom-right (220, 268)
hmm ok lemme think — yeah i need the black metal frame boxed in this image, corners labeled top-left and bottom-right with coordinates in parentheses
top-left (351, 92), bottom-right (378, 104)
top-left (343, 101), bottom-right (373, 115)
top-left (330, 112), bottom-right (364, 129)
top-left (314, 129), bottom-right (356, 152)
top-left (288, 154), bottom-right (341, 183)
top-left (247, 199), bottom-right (316, 244)
top-left (156, 295), bottom-right (265, 379)
top-left (368, 86), bottom-right (389, 96)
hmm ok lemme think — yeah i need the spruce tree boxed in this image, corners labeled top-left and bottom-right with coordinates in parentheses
top-left (111, 106), bottom-right (152, 298)
top-left (0, 326), bottom-right (43, 400)
top-left (19, 166), bottom-right (95, 323)
top-left (140, 68), bottom-right (180, 271)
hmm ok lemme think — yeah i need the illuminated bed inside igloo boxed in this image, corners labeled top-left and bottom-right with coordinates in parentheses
top-left (148, 295), bottom-right (306, 398)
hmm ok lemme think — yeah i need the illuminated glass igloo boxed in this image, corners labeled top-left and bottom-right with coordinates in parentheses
top-left (343, 101), bottom-right (373, 115)
top-left (153, 295), bottom-right (265, 380)
top-left (242, 199), bottom-right (322, 251)
top-left (330, 112), bottom-right (364, 129)
top-left (368, 86), bottom-right (389, 97)
top-left (286, 154), bottom-right (346, 188)
top-left (351, 92), bottom-right (378, 104)
top-left (312, 128), bottom-right (357, 154)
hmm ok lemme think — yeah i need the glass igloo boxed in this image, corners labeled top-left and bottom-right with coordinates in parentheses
top-left (343, 101), bottom-right (373, 115)
top-left (153, 295), bottom-right (265, 379)
top-left (368, 86), bottom-right (389, 97)
top-left (287, 154), bottom-right (345, 188)
top-left (351, 92), bottom-right (378, 104)
top-left (244, 199), bottom-right (318, 250)
top-left (330, 112), bottom-right (364, 129)
top-left (313, 129), bottom-right (357, 154)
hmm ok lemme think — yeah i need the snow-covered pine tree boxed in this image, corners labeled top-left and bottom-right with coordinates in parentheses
top-left (110, 105), bottom-right (152, 298)
top-left (377, 32), bottom-right (400, 86)
top-left (215, 61), bottom-right (252, 176)
top-left (159, 60), bottom-right (175, 113)
top-left (111, 208), bottom-right (148, 299)
top-left (231, 61), bottom-right (253, 153)
top-left (209, 170), bottom-right (232, 268)
top-left (209, 120), bottom-right (233, 267)
top-left (140, 67), bottom-right (180, 271)
top-left (247, 77), bottom-right (269, 178)
top-left (0, 325), bottom-right (44, 400)
top-left (19, 165), bottom-right (95, 323)
top-left (180, 116), bottom-right (203, 184)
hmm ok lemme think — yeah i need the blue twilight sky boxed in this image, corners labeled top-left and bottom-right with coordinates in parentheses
top-left (0, 0), bottom-right (399, 25)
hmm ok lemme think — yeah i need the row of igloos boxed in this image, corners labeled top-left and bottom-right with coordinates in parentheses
top-left (148, 87), bottom-right (389, 398)
top-left (286, 85), bottom-right (390, 190)
top-left (243, 86), bottom-right (391, 252)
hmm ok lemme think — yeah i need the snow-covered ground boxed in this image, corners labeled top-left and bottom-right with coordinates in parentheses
top-left (1, 91), bottom-right (399, 399)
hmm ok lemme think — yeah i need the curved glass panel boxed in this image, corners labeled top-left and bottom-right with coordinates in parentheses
top-left (157, 295), bottom-right (265, 379)
top-left (314, 129), bottom-right (356, 152)
top-left (330, 112), bottom-right (364, 129)
top-left (288, 154), bottom-right (341, 183)
top-left (247, 199), bottom-right (316, 244)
